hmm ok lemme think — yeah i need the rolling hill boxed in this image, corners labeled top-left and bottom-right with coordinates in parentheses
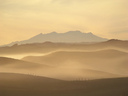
top-left (0, 56), bottom-right (119, 80)
top-left (0, 56), bottom-right (51, 76)
top-left (22, 49), bottom-right (128, 76)
top-left (0, 73), bottom-right (128, 96)
top-left (0, 57), bottom-right (45, 69)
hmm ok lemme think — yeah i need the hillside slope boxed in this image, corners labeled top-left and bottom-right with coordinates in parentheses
top-left (0, 73), bottom-right (128, 96)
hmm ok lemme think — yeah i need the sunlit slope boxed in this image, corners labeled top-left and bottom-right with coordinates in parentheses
top-left (0, 73), bottom-right (128, 96)
top-left (0, 56), bottom-right (51, 75)
top-left (22, 49), bottom-right (128, 76)
top-left (0, 57), bottom-right (46, 69)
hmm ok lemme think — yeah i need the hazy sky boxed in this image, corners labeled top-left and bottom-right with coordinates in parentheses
top-left (0, 0), bottom-right (128, 45)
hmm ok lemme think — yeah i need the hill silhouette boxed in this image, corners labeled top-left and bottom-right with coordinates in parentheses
top-left (0, 73), bottom-right (128, 96)
top-left (0, 39), bottom-right (128, 55)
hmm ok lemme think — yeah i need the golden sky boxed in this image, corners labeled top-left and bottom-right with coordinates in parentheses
top-left (0, 0), bottom-right (128, 45)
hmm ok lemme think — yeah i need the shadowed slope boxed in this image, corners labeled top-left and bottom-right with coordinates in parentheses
top-left (0, 73), bottom-right (128, 96)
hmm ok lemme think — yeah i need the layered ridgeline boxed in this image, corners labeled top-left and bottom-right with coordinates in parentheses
top-left (0, 39), bottom-right (128, 55)
top-left (0, 54), bottom-right (120, 80)
top-left (1, 49), bottom-right (128, 80)
top-left (22, 49), bottom-right (128, 77)
top-left (0, 31), bottom-right (127, 95)
top-left (2, 31), bottom-right (108, 46)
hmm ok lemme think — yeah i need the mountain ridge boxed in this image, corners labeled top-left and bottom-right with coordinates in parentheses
top-left (1, 31), bottom-right (108, 46)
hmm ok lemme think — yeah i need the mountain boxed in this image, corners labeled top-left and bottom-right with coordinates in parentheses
top-left (2, 31), bottom-right (108, 46)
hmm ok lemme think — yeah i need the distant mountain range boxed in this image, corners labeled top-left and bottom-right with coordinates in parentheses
top-left (2, 31), bottom-right (108, 46)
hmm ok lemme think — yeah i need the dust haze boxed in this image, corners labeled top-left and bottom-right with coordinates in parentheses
top-left (0, 39), bottom-right (128, 96)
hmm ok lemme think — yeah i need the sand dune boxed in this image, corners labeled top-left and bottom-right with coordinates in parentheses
top-left (0, 73), bottom-right (128, 96)
top-left (22, 49), bottom-right (128, 76)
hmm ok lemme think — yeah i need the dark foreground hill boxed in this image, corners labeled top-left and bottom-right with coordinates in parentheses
top-left (0, 73), bottom-right (128, 96)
